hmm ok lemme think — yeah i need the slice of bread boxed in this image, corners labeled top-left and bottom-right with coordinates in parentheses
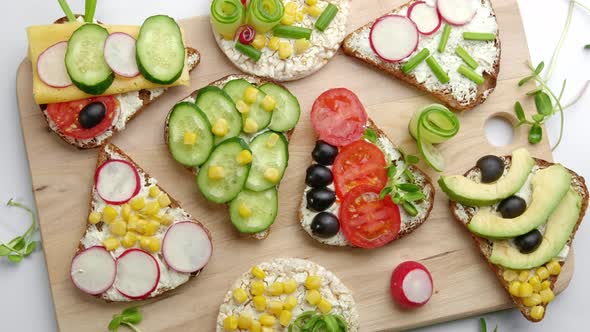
top-left (448, 156), bottom-right (588, 321)
top-left (342, 0), bottom-right (501, 111)
top-left (299, 118), bottom-right (435, 247)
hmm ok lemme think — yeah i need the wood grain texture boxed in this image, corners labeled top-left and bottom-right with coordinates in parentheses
top-left (16, 1), bottom-right (574, 331)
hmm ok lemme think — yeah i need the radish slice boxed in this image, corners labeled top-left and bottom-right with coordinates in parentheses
top-left (390, 261), bottom-right (433, 308)
top-left (95, 160), bottom-right (141, 205)
top-left (162, 221), bottom-right (212, 273)
top-left (104, 33), bottom-right (140, 78)
top-left (115, 249), bottom-right (160, 299)
top-left (369, 15), bottom-right (419, 63)
top-left (408, 1), bottom-right (442, 35)
top-left (70, 246), bottom-right (116, 295)
top-left (37, 41), bottom-right (72, 88)
top-left (437, 0), bottom-right (478, 26)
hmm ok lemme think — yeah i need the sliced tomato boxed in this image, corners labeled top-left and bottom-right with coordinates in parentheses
top-left (339, 184), bottom-right (401, 248)
top-left (310, 88), bottom-right (368, 146)
top-left (46, 96), bottom-right (118, 140)
top-left (332, 140), bottom-right (388, 200)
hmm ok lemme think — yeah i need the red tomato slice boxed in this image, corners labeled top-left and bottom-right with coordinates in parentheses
top-left (46, 96), bottom-right (118, 140)
top-left (339, 184), bottom-right (401, 248)
top-left (310, 88), bottom-right (368, 146)
top-left (332, 140), bottom-right (388, 200)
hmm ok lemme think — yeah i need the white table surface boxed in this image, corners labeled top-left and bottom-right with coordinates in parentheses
top-left (0, 0), bottom-right (588, 331)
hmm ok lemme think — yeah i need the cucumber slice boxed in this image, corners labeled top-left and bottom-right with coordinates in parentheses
top-left (260, 83), bottom-right (301, 132)
top-left (167, 102), bottom-right (214, 167)
top-left (197, 138), bottom-right (251, 203)
top-left (136, 15), bottom-right (185, 84)
top-left (223, 79), bottom-right (271, 132)
top-left (230, 188), bottom-right (278, 233)
top-left (195, 86), bottom-right (243, 145)
top-left (245, 131), bottom-right (289, 191)
top-left (65, 24), bottom-right (114, 95)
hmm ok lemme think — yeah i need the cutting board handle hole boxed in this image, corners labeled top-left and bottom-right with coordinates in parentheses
top-left (484, 113), bottom-right (517, 147)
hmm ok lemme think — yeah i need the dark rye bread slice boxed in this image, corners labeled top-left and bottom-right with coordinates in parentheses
top-left (164, 74), bottom-right (296, 240)
top-left (341, 0), bottom-right (500, 112)
top-left (448, 156), bottom-right (588, 321)
top-left (298, 118), bottom-right (435, 246)
top-left (77, 143), bottom-right (211, 302)
top-left (39, 16), bottom-right (201, 150)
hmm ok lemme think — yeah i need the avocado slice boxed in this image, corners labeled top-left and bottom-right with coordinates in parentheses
top-left (489, 189), bottom-right (581, 269)
top-left (468, 165), bottom-right (572, 238)
top-left (438, 148), bottom-right (535, 206)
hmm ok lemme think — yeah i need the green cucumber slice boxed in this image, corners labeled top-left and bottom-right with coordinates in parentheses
top-left (167, 102), bottom-right (214, 167)
top-left (260, 83), bottom-right (301, 132)
top-left (245, 131), bottom-right (289, 191)
top-left (229, 188), bottom-right (278, 233)
top-left (197, 137), bottom-right (251, 203)
top-left (195, 86), bottom-right (243, 145)
top-left (223, 79), bottom-right (272, 132)
top-left (65, 24), bottom-right (114, 95)
top-left (136, 15), bottom-right (185, 85)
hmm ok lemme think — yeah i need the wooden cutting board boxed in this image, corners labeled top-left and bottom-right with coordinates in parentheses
top-left (16, 0), bottom-right (574, 331)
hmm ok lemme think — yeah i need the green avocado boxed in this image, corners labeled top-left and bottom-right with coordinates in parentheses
top-left (438, 148), bottom-right (535, 206)
top-left (467, 165), bottom-right (572, 238)
top-left (489, 189), bottom-right (581, 269)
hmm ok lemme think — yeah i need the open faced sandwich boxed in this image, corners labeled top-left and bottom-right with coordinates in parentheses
top-left (210, 0), bottom-right (350, 81)
top-left (70, 143), bottom-right (212, 301)
top-left (217, 258), bottom-right (358, 331)
top-left (342, 0), bottom-right (500, 111)
top-left (165, 74), bottom-right (300, 239)
top-left (439, 148), bottom-right (588, 321)
top-left (299, 88), bottom-right (435, 248)
top-left (26, 0), bottom-right (200, 148)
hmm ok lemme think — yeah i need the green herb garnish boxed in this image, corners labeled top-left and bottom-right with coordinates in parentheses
top-left (585, 44), bottom-right (590, 49)
top-left (289, 311), bottom-right (347, 332)
top-left (379, 151), bottom-right (425, 216)
top-left (108, 307), bottom-right (143, 332)
top-left (85, 0), bottom-right (97, 23)
top-left (362, 128), bottom-right (377, 143)
top-left (479, 317), bottom-right (498, 332)
top-left (57, 0), bottom-right (76, 22)
top-left (0, 200), bottom-right (39, 263)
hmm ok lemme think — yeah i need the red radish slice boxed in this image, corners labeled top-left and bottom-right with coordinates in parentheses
top-left (390, 261), bottom-right (433, 308)
top-left (369, 15), bottom-right (419, 63)
top-left (115, 249), bottom-right (160, 299)
top-left (408, 1), bottom-right (442, 35)
top-left (104, 33), bottom-right (140, 78)
top-left (70, 246), bottom-right (116, 295)
top-left (37, 41), bottom-right (72, 88)
top-left (437, 0), bottom-right (478, 26)
top-left (95, 159), bottom-right (140, 205)
top-left (162, 221), bottom-right (212, 273)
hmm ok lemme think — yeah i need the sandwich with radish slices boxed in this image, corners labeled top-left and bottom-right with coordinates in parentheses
top-left (342, 0), bottom-right (500, 111)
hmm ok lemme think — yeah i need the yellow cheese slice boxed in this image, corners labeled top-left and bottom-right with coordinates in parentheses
top-left (27, 22), bottom-right (191, 104)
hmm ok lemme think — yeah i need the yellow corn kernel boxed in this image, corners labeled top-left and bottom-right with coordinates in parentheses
top-left (143, 220), bottom-right (161, 236)
top-left (238, 202), bottom-right (252, 218)
top-left (251, 281), bottom-right (265, 296)
top-left (135, 219), bottom-right (148, 234)
top-left (208, 166), bottom-right (225, 180)
top-left (306, 289), bottom-right (321, 305)
top-left (148, 237), bottom-right (161, 253)
top-left (281, 14), bottom-right (295, 25)
top-left (265, 133), bottom-right (280, 148)
top-left (139, 236), bottom-right (152, 251)
top-left (518, 270), bottom-right (530, 282)
top-left (279, 310), bottom-right (292, 327)
top-left (245, 87), bottom-right (260, 104)
top-left (268, 300), bottom-right (283, 315)
top-left (259, 314), bottom-right (275, 327)
top-left (540, 288), bottom-right (555, 304)
top-left (519, 282), bottom-right (533, 298)
top-left (283, 279), bottom-right (297, 294)
top-left (268, 282), bottom-right (284, 296)
top-left (536, 266), bottom-right (550, 280)
top-left (268, 36), bottom-right (280, 51)
top-left (529, 276), bottom-right (542, 292)
top-left (523, 293), bottom-right (542, 307)
top-left (238, 313), bottom-right (253, 329)
top-left (130, 197), bottom-right (145, 211)
top-left (252, 34), bottom-right (267, 50)
top-left (308, 5), bottom-right (322, 17)
top-left (261, 328), bottom-right (274, 332)
top-left (502, 269), bottom-right (518, 282)
top-left (121, 232), bottom-right (138, 248)
top-left (127, 215), bottom-right (139, 232)
top-left (251, 266), bottom-right (266, 279)
top-left (253, 295), bottom-right (267, 311)
top-left (546, 261), bottom-right (561, 275)
top-left (305, 276), bottom-right (321, 290)
top-left (294, 39), bottom-right (311, 54)
top-left (295, 11), bottom-right (304, 22)
top-left (285, 2), bottom-right (298, 13)
top-left (183, 131), bottom-right (197, 145)
top-left (237, 150), bottom-right (253, 165)
top-left (236, 100), bottom-right (250, 114)
top-left (262, 95), bottom-right (276, 112)
top-left (317, 298), bottom-right (332, 313)
top-left (88, 211), bottom-right (101, 224)
top-left (146, 185), bottom-right (159, 198)
top-left (264, 168), bottom-right (280, 183)
top-left (103, 237), bottom-right (120, 251)
top-left (158, 193), bottom-right (171, 208)
top-left (244, 118), bottom-right (259, 134)
top-left (278, 42), bottom-right (292, 59)
top-left (223, 315), bottom-right (238, 331)
top-left (143, 201), bottom-right (160, 216)
top-left (160, 214), bottom-right (174, 226)
top-left (233, 288), bottom-right (248, 304)
top-left (530, 305), bottom-right (545, 320)
top-left (283, 295), bottom-right (298, 310)
top-left (508, 281), bottom-right (521, 297)
top-left (212, 118), bottom-right (229, 137)
top-left (305, 0), bottom-right (317, 5)
top-left (110, 220), bottom-right (127, 236)
top-left (121, 204), bottom-right (132, 221)
top-left (103, 205), bottom-right (118, 223)
top-left (249, 320), bottom-right (262, 332)
top-left (541, 280), bottom-right (551, 290)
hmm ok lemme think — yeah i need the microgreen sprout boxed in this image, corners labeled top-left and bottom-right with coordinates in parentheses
top-left (0, 200), bottom-right (39, 263)
top-left (379, 150), bottom-right (425, 217)
top-left (108, 307), bottom-right (143, 332)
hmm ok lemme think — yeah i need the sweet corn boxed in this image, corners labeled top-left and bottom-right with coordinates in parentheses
top-left (264, 168), bottom-right (280, 183)
top-left (121, 232), bottom-right (138, 248)
top-left (508, 281), bottom-right (521, 297)
top-left (135, 219), bottom-right (148, 234)
top-left (317, 298), bottom-right (332, 313)
top-left (523, 293), bottom-right (542, 307)
top-left (540, 288), bottom-right (555, 304)
top-left (261, 328), bottom-right (274, 332)
top-left (305, 276), bottom-right (321, 290)
top-left (536, 266), bottom-right (549, 280)
top-left (148, 237), bottom-right (161, 253)
top-left (283, 279), bottom-right (297, 294)
top-left (233, 288), bottom-right (248, 304)
top-left (160, 214), bottom-right (174, 226)
top-left (268, 300), bottom-right (283, 315)
top-left (110, 220), bottom-right (127, 236)
top-left (285, 2), bottom-right (298, 13)
top-left (143, 201), bottom-right (160, 216)
top-left (127, 215), bottom-right (139, 231)
top-left (530, 305), bottom-right (545, 320)
top-left (244, 118), bottom-right (259, 134)
top-left (252, 34), bottom-right (267, 50)
top-left (519, 282), bottom-right (533, 298)
top-left (238, 313), bottom-right (253, 329)
top-left (541, 280), bottom-right (551, 290)
top-left (103, 205), bottom-right (118, 223)
top-left (268, 282), bottom-right (284, 296)
top-left (183, 131), bottom-right (197, 145)
top-left (238, 203), bottom-right (252, 218)
top-left (502, 269), bottom-right (518, 282)
top-left (529, 276), bottom-right (542, 292)
top-left (518, 270), bottom-right (530, 282)
top-left (212, 118), bottom-right (229, 137)
top-left (305, 0), bottom-right (317, 5)
top-left (279, 310), bottom-right (292, 326)
top-left (253, 295), bottom-right (267, 311)
top-left (546, 261), bottom-right (561, 275)
top-left (158, 193), bottom-right (171, 207)
top-left (268, 37), bottom-right (280, 51)
top-left (139, 236), bottom-right (152, 251)
top-left (249, 320), bottom-right (262, 332)
top-left (278, 42), bottom-right (292, 59)
top-left (121, 204), bottom-right (132, 221)
top-left (281, 14), bottom-right (295, 25)
top-left (262, 95), bottom-right (276, 112)
top-left (223, 315), bottom-right (238, 330)
top-left (251, 266), bottom-right (266, 279)
top-left (283, 295), bottom-right (298, 310)
top-left (308, 5), bottom-right (322, 16)
top-left (245, 87), bottom-right (259, 104)
top-left (130, 197), bottom-right (145, 211)
top-left (260, 314), bottom-right (275, 327)
top-left (208, 166), bottom-right (225, 180)
top-left (143, 220), bottom-right (161, 236)
top-left (295, 11), bottom-right (304, 22)
top-left (237, 150), bottom-right (253, 165)
top-left (265, 133), bottom-right (280, 148)
top-left (294, 39), bottom-right (311, 54)
top-left (103, 237), bottom-right (120, 251)
top-left (251, 281), bottom-right (265, 296)
top-left (306, 289), bottom-right (321, 305)
top-left (88, 211), bottom-right (101, 224)
top-left (236, 100), bottom-right (250, 114)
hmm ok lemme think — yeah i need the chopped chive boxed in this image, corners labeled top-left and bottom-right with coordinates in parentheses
top-left (458, 64), bottom-right (484, 85)
top-left (273, 25), bottom-right (313, 39)
top-left (463, 32), bottom-right (496, 41)
top-left (438, 24), bottom-right (451, 53)
top-left (235, 41), bottom-right (262, 61)
top-left (58, 0), bottom-right (76, 22)
top-left (425, 57), bottom-right (449, 84)
top-left (85, 0), bottom-right (97, 23)
top-left (455, 46), bottom-right (479, 69)
top-left (315, 4), bottom-right (338, 32)
top-left (402, 48), bottom-right (430, 73)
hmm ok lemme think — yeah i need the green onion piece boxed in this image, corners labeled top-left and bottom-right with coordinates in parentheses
top-left (402, 48), bottom-right (430, 73)
top-left (438, 24), bottom-right (451, 53)
top-left (455, 46), bottom-right (478, 69)
top-left (463, 32), bottom-right (496, 41)
top-left (458, 64), bottom-right (484, 85)
top-left (247, 0), bottom-right (284, 33)
top-left (425, 57), bottom-right (449, 84)
top-left (235, 41), bottom-right (262, 61)
top-left (85, 0), bottom-right (97, 23)
top-left (315, 3), bottom-right (338, 32)
top-left (272, 25), bottom-right (312, 39)
top-left (58, 0), bottom-right (76, 22)
top-left (211, 0), bottom-right (246, 39)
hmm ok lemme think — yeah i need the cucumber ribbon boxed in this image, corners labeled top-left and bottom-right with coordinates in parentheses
top-left (247, 0), bottom-right (284, 33)
top-left (211, 0), bottom-right (246, 39)
top-left (409, 104), bottom-right (460, 172)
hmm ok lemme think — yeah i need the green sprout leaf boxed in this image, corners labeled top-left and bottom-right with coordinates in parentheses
top-left (1, 200), bottom-right (39, 263)
top-left (480, 318), bottom-right (487, 332)
top-left (534, 91), bottom-right (553, 115)
top-left (386, 165), bottom-right (397, 178)
top-left (526, 88), bottom-right (543, 96)
top-left (379, 187), bottom-right (393, 200)
top-left (518, 75), bottom-right (535, 87)
top-left (404, 191), bottom-right (426, 202)
top-left (533, 61), bottom-right (545, 75)
top-left (402, 201), bottom-right (418, 217)
top-left (8, 255), bottom-right (23, 263)
top-left (532, 114), bottom-right (545, 123)
top-left (396, 183), bottom-right (421, 193)
top-left (405, 154), bottom-right (420, 165)
top-left (585, 44), bottom-right (590, 49)
top-left (0, 245), bottom-right (12, 256)
top-left (108, 306), bottom-right (143, 332)
top-left (529, 124), bottom-right (543, 144)
top-left (514, 102), bottom-right (526, 123)
top-left (362, 128), bottom-right (378, 143)
top-left (24, 242), bottom-right (37, 256)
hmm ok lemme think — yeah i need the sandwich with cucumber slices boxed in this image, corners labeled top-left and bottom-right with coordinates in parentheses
top-left (165, 74), bottom-right (301, 239)
top-left (439, 148), bottom-right (588, 321)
